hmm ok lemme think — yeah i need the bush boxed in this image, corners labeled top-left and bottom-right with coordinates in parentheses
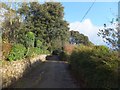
top-left (69, 45), bottom-right (119, 88)
top-left (25, 32), bottom-right (35, 47)
top-left (64, 44), bottom-right (76, 55)
top-left (26, 47), bottom-right (34, 57)
top-left (7, 44), bottom-right (26, 61)
top-left (26, 47), bottom-right (50, 58)
top-left (2, 41), bottom-right (12, 60)
top-left (59, 51), bottom-right (68, 61)
top-left (92, 45), bottom-right (110, 57)
top-left (36, 40), bottom-right (42, 48)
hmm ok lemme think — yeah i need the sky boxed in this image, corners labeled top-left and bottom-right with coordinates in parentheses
top-left (62, 2), bottom-right (118, 25)
top-left (61, 2), bottom-right (118, 45)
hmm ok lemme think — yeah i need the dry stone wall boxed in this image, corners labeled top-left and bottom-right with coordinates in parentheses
top-left (0, 54), bottom-right (47, 88)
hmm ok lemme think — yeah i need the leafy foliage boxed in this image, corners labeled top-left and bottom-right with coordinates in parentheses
top-left (2, 41), bottom-right (12, 60)
top-left (70, 30), bottom-right (92, 45)
top-left (26, 47), bottom-right (49, 58)
top-left (36, 39), bottom-right (42, 48)
top-left (98, 18), bottom-right (120, 51)
top-left (1, 2), bottom-right (92, 62)
top-left (64, 44), bottom-right (76, 54)
top-left (59, 51), bottom-right (68, 61)
top-left (2, 16), bottom-right (21, 43)
top-left (25, 32), bottom-right (35, 47)
top-left (69, 45), bottom-right (119, 88)
top-left (17, 2), bottom-right (70, 52)
top-left (7, 44), bottom-right (26, 61)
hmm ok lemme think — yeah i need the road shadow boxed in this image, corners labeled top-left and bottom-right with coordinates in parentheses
top-left (2, 59), bottom-right (44, 89)
top-left (2, 55), bottom-right (80, 88)
top-left (46, 55), bottom-right (60, 61)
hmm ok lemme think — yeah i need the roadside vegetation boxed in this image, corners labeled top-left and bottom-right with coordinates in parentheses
top-left (68, 45), bottom-right (119, 88)
top-left (0, 2), bottom-right (119, 89)
top-left (1, 2), bottom-right (91, 62)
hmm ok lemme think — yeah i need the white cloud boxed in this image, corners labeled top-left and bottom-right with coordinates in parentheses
top-left (69, 19), bottom-right (107, 45)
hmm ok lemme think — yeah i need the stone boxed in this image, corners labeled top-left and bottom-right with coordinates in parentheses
top-left (2, 55), bottom-right (47, 88)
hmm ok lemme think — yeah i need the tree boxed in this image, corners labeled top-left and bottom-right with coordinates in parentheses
top-left (98, 18), bottom-right (120, 51)
top-left (69, 30), bottom-right (92, 46)
top-left (17, 2), bottom-right (70, 51)
top-left (1, 2), bottom-right (22, 43)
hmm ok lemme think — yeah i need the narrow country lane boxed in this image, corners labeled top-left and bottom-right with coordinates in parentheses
top-left (11, 60), bottom-right (80, 88)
